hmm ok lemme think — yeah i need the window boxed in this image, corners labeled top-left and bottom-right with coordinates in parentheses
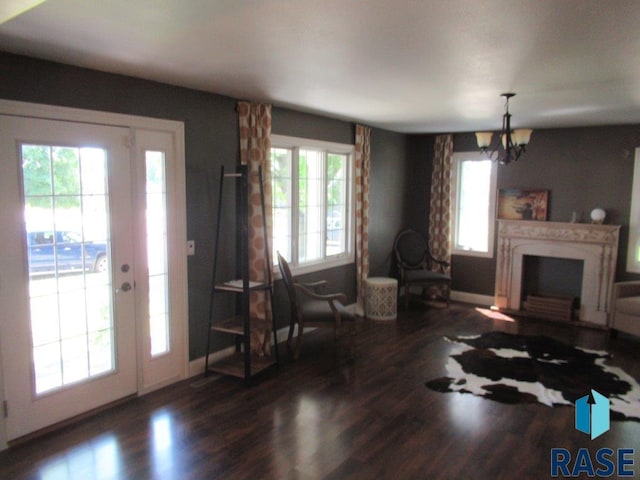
top-left (271, 135), bottom-right (354, 274)
top-left (145, 150), bottom-right (170, 357)
top-left (451, 152), bottom-right (497, 257)
top-left (627, 148), bottom-right (640, 272)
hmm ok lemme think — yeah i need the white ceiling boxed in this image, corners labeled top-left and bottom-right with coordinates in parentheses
top-left (2, 0), bottom-right (640, 133)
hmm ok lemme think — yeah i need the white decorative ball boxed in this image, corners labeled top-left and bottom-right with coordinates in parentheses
top-left (590, 208), bottom-right (606, 224)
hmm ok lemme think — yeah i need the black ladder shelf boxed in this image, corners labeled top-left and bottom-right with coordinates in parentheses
top-left (204, 164), bottom-right (279, 381)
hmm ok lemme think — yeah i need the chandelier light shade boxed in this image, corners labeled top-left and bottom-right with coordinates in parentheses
top-left (476, 93), bottom-right (532, 165)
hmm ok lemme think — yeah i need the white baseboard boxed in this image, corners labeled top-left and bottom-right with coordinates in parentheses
top-left (451, 290), bottom-right (494, 307)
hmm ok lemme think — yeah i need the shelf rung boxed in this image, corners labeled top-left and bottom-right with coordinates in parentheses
top-left (223, 172), bottom-right (262, 178)
top-left (214, 282), bottom-right (270, 293)
top-left (210, 315), bottom-right (269, 335)
top-left (207, 352), bottom-right (277, 379)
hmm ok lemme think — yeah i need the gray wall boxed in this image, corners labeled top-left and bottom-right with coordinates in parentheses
top-left (368, 128), bottom-right (409, 277)
top-left (4, 51), bottom-right (637, 353)
top-left (450, 126), bottom-right (640, 296)
top-left (404, 134), bottom-right (435, 237)
top-left (0, 52), bottom-right (409, 359)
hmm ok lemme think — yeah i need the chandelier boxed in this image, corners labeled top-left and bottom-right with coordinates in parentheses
top-left (475, 93), bottom-right (532, 165)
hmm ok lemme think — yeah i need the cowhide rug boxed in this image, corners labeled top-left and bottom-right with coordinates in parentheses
top-left (425, 331), bottom-right (640, 422)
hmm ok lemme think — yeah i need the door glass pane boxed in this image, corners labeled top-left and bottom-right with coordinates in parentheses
top-left (146, 151), bottom-right (170, 357)
top-left (21, 144), bottom-right (113, 395)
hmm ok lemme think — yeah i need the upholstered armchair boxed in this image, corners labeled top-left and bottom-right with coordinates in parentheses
top-left (610, 281), bottom-right (640, 339)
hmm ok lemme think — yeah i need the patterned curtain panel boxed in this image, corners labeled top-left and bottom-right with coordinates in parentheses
top-left (238, 101), bottom-right (273, 355)
top-left (428, 134), bottom-right (453, 270)
top-left (355, 124), bottom-right (371, 314)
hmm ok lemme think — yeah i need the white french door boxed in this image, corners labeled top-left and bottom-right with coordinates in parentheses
top-left (0, 116), bottom-right (136, 440)
top-left (0, 108), bottom-right (187, 442)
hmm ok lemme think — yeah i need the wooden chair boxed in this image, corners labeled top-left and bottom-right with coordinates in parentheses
top-left (277, 252), bottom-right (356, 359)
top-left (393, 229), bottom-right (451, 309)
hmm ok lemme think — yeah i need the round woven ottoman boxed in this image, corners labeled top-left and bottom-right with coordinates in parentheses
top-left (365, 277), bottom-right (398, 320)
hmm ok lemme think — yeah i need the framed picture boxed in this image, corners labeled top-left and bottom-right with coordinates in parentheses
top-left (497, 188), bottom-right (548, 221)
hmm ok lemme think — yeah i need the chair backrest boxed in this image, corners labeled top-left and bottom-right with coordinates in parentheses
top-left (277, 252), bottom-right (299, 322)
top-left (393, 229), bottom-right (428, 270)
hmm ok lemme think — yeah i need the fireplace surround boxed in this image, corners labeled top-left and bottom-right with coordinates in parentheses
top-left (494, 220), bottom-right (620, 326)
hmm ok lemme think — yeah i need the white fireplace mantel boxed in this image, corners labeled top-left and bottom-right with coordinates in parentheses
top-left (494, 220), bottom-right (620, 326)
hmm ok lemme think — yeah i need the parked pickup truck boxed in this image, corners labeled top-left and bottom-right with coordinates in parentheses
top-left (27, 230), bottom-right (108, 275)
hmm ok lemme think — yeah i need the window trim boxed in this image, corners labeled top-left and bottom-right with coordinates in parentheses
top-left (451, 151), bottom-right (497, 258)
top-left (270, 134), bottom-right (355, 276)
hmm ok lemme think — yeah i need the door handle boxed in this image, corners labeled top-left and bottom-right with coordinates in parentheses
top-left (117, 282), bottom-right (132, 293)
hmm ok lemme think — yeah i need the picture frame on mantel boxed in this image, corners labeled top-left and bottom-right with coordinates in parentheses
top-left (497, 188), bottom-right (549, 221)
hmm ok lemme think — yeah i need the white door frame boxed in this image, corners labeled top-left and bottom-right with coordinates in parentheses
top-left (0, 100), bottom-right (189, 449)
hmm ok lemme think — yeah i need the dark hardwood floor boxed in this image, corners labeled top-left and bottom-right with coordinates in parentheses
top-left (2, 302), bottom-right (640, 479)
